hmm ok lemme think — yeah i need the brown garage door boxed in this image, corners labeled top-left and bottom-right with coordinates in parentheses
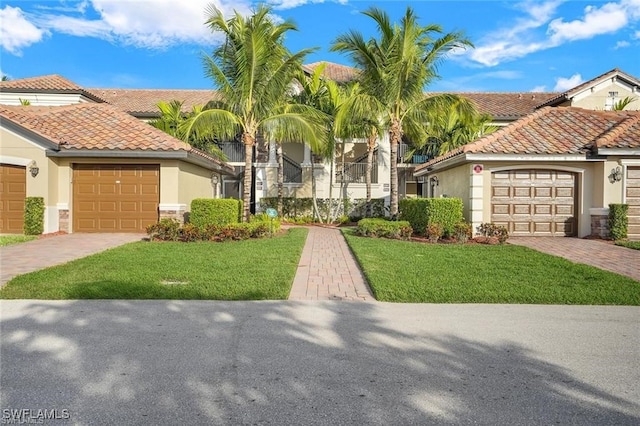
top-left (73, 164), bottom-right (159, 233)
top-left (492, 169), bottom-right (577, 236)
top-left (627, 167), bottom-right (640, 240)
top-left (0, 164), bottom-right (26, 234)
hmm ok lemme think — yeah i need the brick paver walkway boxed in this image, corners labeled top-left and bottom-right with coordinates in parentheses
top-left (289, 226), bottom-right (374, 301)
top-left (509, 237), bottom-right (640, 282)
top-left (0, 233), bottom-right (144, 286)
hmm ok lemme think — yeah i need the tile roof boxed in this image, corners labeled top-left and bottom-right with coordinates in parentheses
top-left (415, 107), bottom-right (640, 172)
top-left (86, 88), bottom-right (218, 117)
top-left (439, 92), bottom-right (559, 119)
top-left (536, 68), bottom-right (640, 108)
top-left (0, 74), bottom-right (106, 102)
top-left (303, 61), bottom-right (359, 84)
top-left (0, 103), bottom-right (234, 173)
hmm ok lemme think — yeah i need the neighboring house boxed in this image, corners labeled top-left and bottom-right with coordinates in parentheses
top-left (414, 68), bottom-right (640, 239)
top-left (0, 101), bottom-right (234, 234)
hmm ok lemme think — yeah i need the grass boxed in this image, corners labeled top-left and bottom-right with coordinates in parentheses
top-left (0, 228), bottom-right (308, 300)
top-left (0, 235), bottom-right (37, 246)
top-left (343, 229), bottom-right (640, 305)
top-left (615, 240), bottom-right (640, 250)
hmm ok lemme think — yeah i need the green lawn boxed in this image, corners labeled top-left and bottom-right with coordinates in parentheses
top-left (0, 228), bottom-right (307, 300)
top-left (0, 235), bottom-right (37, 246)
top-left (343, 229), bottom-right (640, 305)
top-left (615, 240), bottom-right (640, 250)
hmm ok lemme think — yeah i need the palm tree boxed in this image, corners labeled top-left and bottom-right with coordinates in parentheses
top-left (332, 6), bottom-right (474, 217)
top-left (613, 96), bottom-right (637, 111)
top-left (182, 5), bottom-right (322, 221)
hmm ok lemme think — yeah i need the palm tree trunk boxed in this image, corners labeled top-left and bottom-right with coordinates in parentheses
top-left (389, 119), bottom-right (402, 218)
top-left (326, 143), bottom-right (336, 223)
top-left (242, 133), bottom-right (254, 222)
top-left (277, 143), bottom-right (284, 217)
top-left (365, 130), bottom-right (376, 218)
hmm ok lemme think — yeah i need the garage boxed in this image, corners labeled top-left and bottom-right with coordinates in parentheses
top-left (73, 164), bottom-right (159, 233)
top-left (491, 169), bottom-right (577, 236)
top-left (0, 164), bottom-right (26, 234)
top-left (627, 166), bottom-right (640, 240)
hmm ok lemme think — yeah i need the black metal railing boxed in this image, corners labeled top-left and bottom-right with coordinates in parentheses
top-left (336, 150), bottom-right (378, 183)
top-left (283, 155), bottom-right (302, 183)
top-left (397, 144), bottom-right (430, 164)
top-left (217, 142), bottom-right (245, 163)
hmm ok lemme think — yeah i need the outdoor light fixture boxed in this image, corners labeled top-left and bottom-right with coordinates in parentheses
top-left (28, 161), bottom-right (39, 177)
top-left (211, 174), bottom-right (219, 185)
top-left (608, 166), bottom-right (622, 183)
top-left (431, 176), bottom-right (439, 186)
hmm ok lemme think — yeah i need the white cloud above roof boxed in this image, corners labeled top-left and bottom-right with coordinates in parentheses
top-left (553, 73), bottom-right (583, 92)
top-left (0, 6), bottom-right (49, 55)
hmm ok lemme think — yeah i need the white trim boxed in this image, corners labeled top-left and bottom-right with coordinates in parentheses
top-left (56, 203), bottom-right (69, 210)
top-left (159, 203), bottom-right (187, 211)
top-left (598, 149), bottom-right (640, 155)
top-left (489, 164), bottom-right (587, 173)
top-left (619, 159), bottom-right (640, 165)
top-left (0, 156), bottom-right (32, 167)
top-left (589, 208), bottom-right (609, 216)
top-left (469, 164), bottom-right (484, 232)
top-left (466, 154), bottom-right (589, 162)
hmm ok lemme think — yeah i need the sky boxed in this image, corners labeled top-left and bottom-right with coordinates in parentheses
top-left (1, 0), bottom-right (639, 93)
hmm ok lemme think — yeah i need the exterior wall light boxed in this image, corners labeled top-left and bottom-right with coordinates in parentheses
top-left (28, 161), bottom-right (39, 177)
top-left (608, 166), bottom-right (622, 183)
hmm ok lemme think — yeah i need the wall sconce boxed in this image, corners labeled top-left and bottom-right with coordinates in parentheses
top-left (608, 166), bottom-right (622, 183)
top-left (430, 176), bottom-right (439, 186)
top-left (28, 161), bottom-right (39, 177)
top-left (211, 174), bottom-right (219, 185)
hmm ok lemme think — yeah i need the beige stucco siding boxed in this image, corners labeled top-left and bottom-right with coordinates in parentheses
top-left (572, 81), bottom-right (640, 111)
top-left (428, 166), bottom-right (471, 219)
top-left (177, 161), bottom-right (216, 208)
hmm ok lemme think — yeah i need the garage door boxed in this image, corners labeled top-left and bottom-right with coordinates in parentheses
top-left (627, 167), bottom-right (640, 240)
top-left (73, 164), bottom-right (159, 233)
top-left (0, 164), bottom-right (26, 234)
top-left (491, 169), bottom-right (577, 236)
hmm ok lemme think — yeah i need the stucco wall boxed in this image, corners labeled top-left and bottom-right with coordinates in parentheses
top-left (177, 161), bottom-right (216, 208)
top-left (572, 81), bottom-right (640, 111)
top-left (428, 166), bottom-right (472, 219)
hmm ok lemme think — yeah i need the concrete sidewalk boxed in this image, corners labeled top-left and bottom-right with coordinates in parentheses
top-left (0, 233), bottom-right (144, 286)
top-left (288, 226), bottom-right (374, 301)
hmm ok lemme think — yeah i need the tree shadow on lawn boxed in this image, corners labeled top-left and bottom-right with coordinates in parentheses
top-left (0, 300), bottom-right (638, 424)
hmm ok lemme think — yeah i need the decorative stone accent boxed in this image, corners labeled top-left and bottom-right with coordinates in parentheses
top-left (159, 209), bottom-right (186, 224)
top-left (589, 208), bottom-right (610, 239)
top-left (58, 209), bottom-right (69, 233)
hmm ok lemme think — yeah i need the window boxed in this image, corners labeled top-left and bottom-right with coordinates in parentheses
top-left (605, 91), bottom-right (619, 110)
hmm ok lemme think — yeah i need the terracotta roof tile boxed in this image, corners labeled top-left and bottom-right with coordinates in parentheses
top-left (415, 107), bottom-right (640, 171)
top-left (303, 61), bottom-right (359, 84)
top-left (0, 74), bottom-right (106, 102)
top-left (0, 103), bottom-right (233, 173)
top-left (439, 92), bottom-right (559, 119)
top-left (86, 88), bottom-right (218, 116)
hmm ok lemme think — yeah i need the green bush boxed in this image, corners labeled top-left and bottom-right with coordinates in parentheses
top-left (476, 223), bottom-right (509, 244)
top-left (426, 223), bottom-right (444, 243)
top-left (23, 197), bottom-right (45, 235)
top-left (146, 216), bottom-right (278, 243)
top-left (453, 222), bottom-right (473, 243)
top-left (260, 197), bottom-right (386, 220)
top-left (608, 204), bottom-right (628, 240)
top-left (146, 218), bottom-right (181, 241)
top-left (399, 198), bottom-right (464, 236)
top-left (190, 198), bottom-right (241, 227)
top-left (356, 218), bottom-right (413, 240)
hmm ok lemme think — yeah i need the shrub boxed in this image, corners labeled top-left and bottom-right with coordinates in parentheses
top-left (23, 197), bottom-right (45, 235)
top-left (476, 223), bottom-right (509, 244)
top-left (190, 198), bottom-right (241, 227)
top-left (453, 222), bottom-right (473, 243)
top-left (426, 223), bottom-right (444, 243)
top-left (146, 218), bottom-right (181, 241)
top-left (260, 197), bottom-right (386, 220)
top-left (608, 203), bottom-right (628, 240)
top-left (399, 198), bottom-right (464, 236)
top-left (356, 218), bottom-right (412, 240)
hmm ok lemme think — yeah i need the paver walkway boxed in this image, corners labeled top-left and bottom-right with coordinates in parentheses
top-left (0, 233), bottom-right (144, 286)
top-left (288, 226), bottom-right (374, 301)
top-left (509, 237), bottom-right (640, 282)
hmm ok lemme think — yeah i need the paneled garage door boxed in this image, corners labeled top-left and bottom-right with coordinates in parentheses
top-left (491, 169), bottom-right (577, 236)
top-left (0, 164), bottom-right (26, 234)
top-left (73, 164), bottom-right (159, 233)
top-left (626, 166), bottom-right (640, 240)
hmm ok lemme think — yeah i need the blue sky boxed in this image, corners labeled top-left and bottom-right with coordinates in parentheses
top-left (1, 1), bottom-right (639, 93)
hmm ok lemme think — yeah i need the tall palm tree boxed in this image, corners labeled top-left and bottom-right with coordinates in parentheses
top-left (182, 5), bottom-right (321, 221)
top-left (332, 7), bottom-right (474, 217)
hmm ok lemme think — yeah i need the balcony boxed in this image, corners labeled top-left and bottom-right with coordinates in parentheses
top-left (217, 142), bottom-right (245, 163)
top-left (336, 162), bottom-right (378, 184)
top-left (397, 144), bottom-right (430, 164)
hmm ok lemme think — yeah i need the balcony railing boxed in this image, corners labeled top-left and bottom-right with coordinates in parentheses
top-left (397, 144), bottom-right (430, 164)
top-left (217, 142), bottom-right (245, 163)
top-left (283, 155), bottom-right (302, 183)
top-left (336, 162), bottom-right (378, 184)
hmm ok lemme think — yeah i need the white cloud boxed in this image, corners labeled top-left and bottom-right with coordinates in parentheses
top-left (614, 40), bottom-right (631, 49)
top-left (0, 6), bottom-right (49, 55)
top-left (634, 30), bottom-right (640, 39)
top-left (467, 0), bottom-right (640, 67)
top-left (530, 85), bottom-right (547, 92)
top-left (268, 0), bottom-right (348, 10)
top-left (553, 73), bottom-right (583, 91)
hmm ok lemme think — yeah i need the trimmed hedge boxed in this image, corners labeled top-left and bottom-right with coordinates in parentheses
top-left (147, 217), bottom-right (279, 242)
top-left (399, 198), bottom-right (463, 236)
top-left (355, 218), bottom-right (413, 240)
top-left (608, 203), bottom-right (628, 240)
top-left (24, 196), bottom-right (45, 235)
top-left (190, 198), bottom-right (242, 227)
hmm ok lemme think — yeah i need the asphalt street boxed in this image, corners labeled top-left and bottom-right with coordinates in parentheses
top-left (1, 301), bottom-right (639, 425)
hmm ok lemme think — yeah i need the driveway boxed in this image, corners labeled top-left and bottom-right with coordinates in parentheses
top-left (0, 301), bottom-right (638, 425)
top-left (0, 233), bottom-right (144, 286)
top-left (509, 237), bottom-right (640, 282)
